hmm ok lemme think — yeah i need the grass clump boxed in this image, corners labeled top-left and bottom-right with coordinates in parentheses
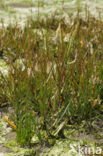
top-left (0, 12), bottom-right (103, 146)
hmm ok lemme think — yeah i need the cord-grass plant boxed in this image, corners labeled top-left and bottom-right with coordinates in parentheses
top-left (0, 11), bottom-right (103, 145)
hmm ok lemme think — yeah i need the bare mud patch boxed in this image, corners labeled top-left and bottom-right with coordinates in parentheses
top-left (5, 132), bottom-right (16, 141)
top-left (7, 3), bottom-right (32, 8)
top-left (0, 7), bottom-right (3, 10)
top-left (0, 144), bottom-right (13, 153)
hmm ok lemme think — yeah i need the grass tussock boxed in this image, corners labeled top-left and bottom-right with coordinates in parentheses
top-left (0, 12), bottom-right (103, 146)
